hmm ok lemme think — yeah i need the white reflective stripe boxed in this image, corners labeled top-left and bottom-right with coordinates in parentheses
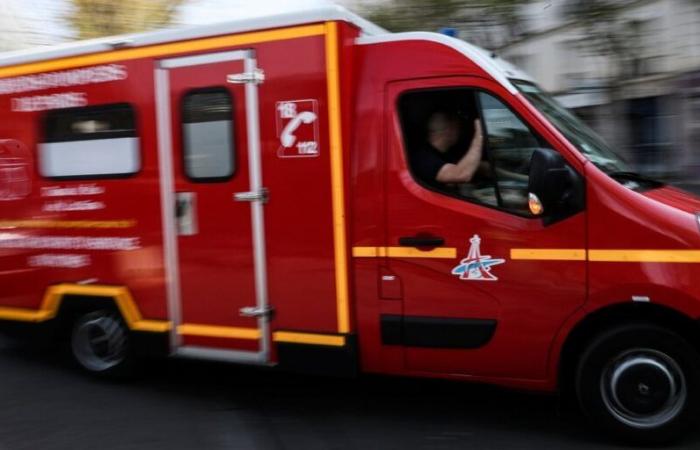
top-left (154, 68), bottom-right (183, 350)
top-left (39, 138), bottom-right (139, 177)
top-left (356, 32), bottom-right (536, 93)
top-left (159, 49), bottom-right (251, 69)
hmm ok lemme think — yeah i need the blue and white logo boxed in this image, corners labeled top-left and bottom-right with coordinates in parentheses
top-left (451, 234), bottom-right (505, 281)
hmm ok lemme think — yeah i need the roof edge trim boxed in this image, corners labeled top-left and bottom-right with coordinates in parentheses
top-left (0, 5), bottom-right (388, 69)
top-left (357, 32), bottom-right (536, 93)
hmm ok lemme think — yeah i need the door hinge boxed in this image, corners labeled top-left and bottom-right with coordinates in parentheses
top-left (233, 188), bottom-right (269, 203)
top-left (239, 305), bottom-right (274, 319)
top-left (227, 68), bottom-right (265, 85)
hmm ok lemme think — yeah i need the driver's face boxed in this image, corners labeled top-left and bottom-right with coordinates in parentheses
top-left (443, 121), bottom-right (460, 147)
top-left (434, 121), bottom-right (459, 151)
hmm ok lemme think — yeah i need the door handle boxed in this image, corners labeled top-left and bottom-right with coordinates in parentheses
top-left (398, 236), bottom-right (445, 247)
top-left (233, 188), bottom-right (269, 203)
top-left (175, 192), bottom-right (197, 236)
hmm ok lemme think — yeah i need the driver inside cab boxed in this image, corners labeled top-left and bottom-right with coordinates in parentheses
top-left (411, 111), bottom-right (486, 189)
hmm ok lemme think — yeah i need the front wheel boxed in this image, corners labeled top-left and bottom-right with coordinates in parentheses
top-left (576, 323), bottom-right (700, 444)
top-left (70, 310), bottom-right (133, 377)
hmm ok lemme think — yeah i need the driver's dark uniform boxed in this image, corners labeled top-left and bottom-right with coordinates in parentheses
top-left (409, 143), bottom-right (465, 188)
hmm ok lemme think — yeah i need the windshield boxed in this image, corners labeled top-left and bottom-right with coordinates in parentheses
top-left (513, 81), bottom-right (631, 174)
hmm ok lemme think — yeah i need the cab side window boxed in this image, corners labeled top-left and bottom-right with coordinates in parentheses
top-left (399, 89), bottom-right (499, 208)
top-left (398, 88), bottom-right (554, 216)
top-left (478, 92), bottom-right (550, 215)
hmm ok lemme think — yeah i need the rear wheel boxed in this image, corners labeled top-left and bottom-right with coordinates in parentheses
top-left (70, 310), bottom-right (133, 377)
top-left (576, 323), bottom-right (700, 444)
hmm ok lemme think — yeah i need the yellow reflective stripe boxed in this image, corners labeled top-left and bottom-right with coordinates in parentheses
top-left (273, 331), bottom-right (346, 347)
top-left (130, 320), bottom-right (172, 333)
top-left (510, 249), bottom-right (587, 261)
top-left (177, 324), bottom-right (261, 340)
top-left (325, 21), bottom-right (350, 335)
top-left (0, 284), bottom-right (171, 332)
top-left (0, 24), bottom-right (326, 79)
top-left (352, 246), bottom-right (381, 257)
top-left (512, 248), bottom-right (700, 262)
top-left (387, 247), bottom-right (457, 258)
top-left (352, 246), bottom-right (457, 259)
top-left (357, 246), bottom-right (700, 262)
top-left (589, 250), bottom-right (700, 263)
top-left (0, 307), bottom-right (52, 322)
top-left (0, 220), bottom-right (136, 229)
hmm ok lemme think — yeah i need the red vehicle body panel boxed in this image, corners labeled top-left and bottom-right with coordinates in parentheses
top-left (0, 25), bottom-right (355, 359)
top-left (0, 16), bottom-right (699, 392)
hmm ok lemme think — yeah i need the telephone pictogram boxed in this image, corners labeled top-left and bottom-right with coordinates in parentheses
top-left (280, 111), bottom-right (317, 148)
top-left (276, 100), bottom-right (320, 158)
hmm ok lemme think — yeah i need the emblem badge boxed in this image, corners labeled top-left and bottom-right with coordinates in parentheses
top-left (452, 234), bottom-right (505, 281)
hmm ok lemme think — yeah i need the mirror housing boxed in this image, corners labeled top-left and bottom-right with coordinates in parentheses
top-left (527, 148), bottom-right (584, 224)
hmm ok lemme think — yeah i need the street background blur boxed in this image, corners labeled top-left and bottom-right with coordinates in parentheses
top-left (2, 0), bottom-right (700, 190)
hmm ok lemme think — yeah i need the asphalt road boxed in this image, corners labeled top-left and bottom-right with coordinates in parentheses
top-left (1, 337), bottom-right (699, 450)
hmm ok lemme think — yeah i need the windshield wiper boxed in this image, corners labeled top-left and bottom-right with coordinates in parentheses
top-left (608, 171), bottom-right (664, 187)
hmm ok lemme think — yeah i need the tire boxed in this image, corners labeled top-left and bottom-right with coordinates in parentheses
top-left (575, 323), bottom-right (700, 444)
top-left (70, 310), bottom-right (133, 377)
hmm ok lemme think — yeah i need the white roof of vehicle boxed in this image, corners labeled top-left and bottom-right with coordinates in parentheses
top-left (357, 32), bottom-right (535, 94)
top-left (0, 5), bottom-right (533, 94)
top-left (0, 5), bottom-right (387, 68)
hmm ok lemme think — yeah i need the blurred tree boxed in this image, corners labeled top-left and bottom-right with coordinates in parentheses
top-left (66, 0), bottom-right (186, 39)
top-left (359, 0), bottom-right (533, 49)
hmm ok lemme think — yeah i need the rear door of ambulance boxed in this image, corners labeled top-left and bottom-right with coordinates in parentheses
top-left (156, 49), bottom-right (268, 362)
top-left (156, 23), bottom-right (354, 364)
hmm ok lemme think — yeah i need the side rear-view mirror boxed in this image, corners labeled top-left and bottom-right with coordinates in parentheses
top-left (528, 148), bottom-right (584, 223)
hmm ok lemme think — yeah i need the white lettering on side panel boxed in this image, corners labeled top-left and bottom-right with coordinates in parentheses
top-left (41, 184), bottom-right (105, 197)
top-left (0, 64), bottom-right (127, 95)
top-left (0, 235), bottom-right (141, 251)
top-left (28, 253), bottom-right (91, 268)
top-left (12, 92), bottom-right (87, 112)
top-left (276, 99), bottom-right (320, 158)
top-left (42, 200), bottom-right (105, 212)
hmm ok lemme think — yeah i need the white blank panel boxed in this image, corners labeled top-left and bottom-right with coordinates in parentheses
top-left (39, 137), bottom-right (140, 177)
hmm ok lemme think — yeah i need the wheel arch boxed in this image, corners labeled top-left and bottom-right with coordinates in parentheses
top-left (50, 285), bottom-right (171, 359)
top-left (557, 302), bottom-right (700, 395)
top-left (44, 284), bottom-right (170, 333)
top-left (55, 294), bottom-right (123, 337)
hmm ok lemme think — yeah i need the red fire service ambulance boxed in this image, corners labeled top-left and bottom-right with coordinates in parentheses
top-left (1, 5), bottom-right (699, 443)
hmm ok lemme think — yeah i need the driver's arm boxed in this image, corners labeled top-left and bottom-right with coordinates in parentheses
top-left (436, 119), bottom-right (483, 184)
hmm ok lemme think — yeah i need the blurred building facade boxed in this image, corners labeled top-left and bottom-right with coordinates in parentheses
top-left (498, 0), bottom-right (700, 186)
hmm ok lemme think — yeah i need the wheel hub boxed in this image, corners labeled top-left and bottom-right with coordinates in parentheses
top-left (71, 313), bottom-right (128, 372)
top-left (601, 349), bottom-right (686, 429)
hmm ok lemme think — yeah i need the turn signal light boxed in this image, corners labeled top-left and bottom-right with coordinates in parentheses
top-left (528, 193), bottom-right (544, 216)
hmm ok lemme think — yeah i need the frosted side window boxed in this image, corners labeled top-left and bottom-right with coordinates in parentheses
top-left (182, 88), bottom-right (235, 181)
